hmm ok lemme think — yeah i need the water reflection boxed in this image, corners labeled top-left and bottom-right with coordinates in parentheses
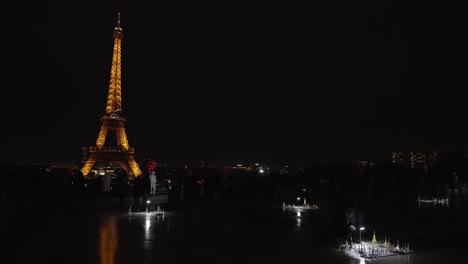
top-left (99, 213), bottom-right (118, 264)
top-left (145, 217), bottom-right (151, 236)
top-left (142, 212), bottom-right (170, 257)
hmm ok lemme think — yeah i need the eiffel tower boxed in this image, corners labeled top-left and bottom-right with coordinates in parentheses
top-left (81, 13), bottom-right (142, 179)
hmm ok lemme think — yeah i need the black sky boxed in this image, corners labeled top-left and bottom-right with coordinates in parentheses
top-left (4, 1), bottom-right (466, 166)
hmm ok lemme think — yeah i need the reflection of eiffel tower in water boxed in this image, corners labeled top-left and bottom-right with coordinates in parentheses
top-left (81, 13), bottom-right (142, 178)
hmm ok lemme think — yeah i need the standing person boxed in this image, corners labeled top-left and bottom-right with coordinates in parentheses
top-left (103, 172), bottom-right (112, 194)
top-left (142, 173), bottom-right (150, 202)
top-left (117, 176), bottom-right (128, 208)
top-left (149, 171), bottom-right (157, 195)
top-left (332, 205), bottom-right (356, 249)
top-left (344, 207), bottom-right (356, 246)
top-left (133, 176), bottom-right (143, 209)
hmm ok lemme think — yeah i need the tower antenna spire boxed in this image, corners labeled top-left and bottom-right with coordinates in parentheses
top-left (117, 12), bottom-right (121, 27)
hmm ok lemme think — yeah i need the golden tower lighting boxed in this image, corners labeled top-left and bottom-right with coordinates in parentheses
top-left (81, 13), bottom-right (142, 179)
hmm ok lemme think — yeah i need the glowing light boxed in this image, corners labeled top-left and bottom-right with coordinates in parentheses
top-left (297, 212), bottom-right (301, 217)
top-left (80, 14), bottom-right (143, 179)
top-left (145, 218), bottom-right (151, 233)
top-left (99, 214), bottom-right (118, 264)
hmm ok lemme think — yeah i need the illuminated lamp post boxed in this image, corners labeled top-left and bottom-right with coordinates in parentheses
top-left (359, 227), bottom-right (365, 242)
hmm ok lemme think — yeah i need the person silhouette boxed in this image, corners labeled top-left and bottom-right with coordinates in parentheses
top-left (149, 171), bottom-right (157, 195)
top-left (103, 172), bottom-right (112, 194)
top-left (117, 176), bottom-right (128, 208)
top-left (133, 176), bottom-right (144, 208)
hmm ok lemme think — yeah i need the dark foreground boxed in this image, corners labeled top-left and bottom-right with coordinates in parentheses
top-left (1, 194), bottom-right (467, 264)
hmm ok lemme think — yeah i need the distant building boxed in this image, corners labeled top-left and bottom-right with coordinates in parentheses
top-left (358, 160), bottom-right (373, 173)
top-left (392, 152), bottom-right (405, 167)
top-left (277, 165), bottom-right (303, 176)
top-left (199, 160), bottom-right (206, 168)
top-left (410, 152), bottom-right (426, 169)
top-left (391, 150), bottom-right (442, 169)
top-left (429, 151), bottom-right (441, 166)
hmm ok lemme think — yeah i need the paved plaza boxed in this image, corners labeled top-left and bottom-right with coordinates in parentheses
top-left (1, 193), bottom-right (467, 264)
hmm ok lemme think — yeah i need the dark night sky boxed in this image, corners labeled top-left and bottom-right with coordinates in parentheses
top-left (4, 1), bottom-right (466, 166)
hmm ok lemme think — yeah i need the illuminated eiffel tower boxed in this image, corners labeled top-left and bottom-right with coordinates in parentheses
top-left (81, 13), bottom-right (142, 178)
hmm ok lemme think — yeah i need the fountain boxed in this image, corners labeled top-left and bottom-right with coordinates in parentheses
top-left (127, 203), bottom-right (167, 217)
top-left (342, 236), bottom-right (413, 260)
top-left (154, 205), bottom-right (164, 215)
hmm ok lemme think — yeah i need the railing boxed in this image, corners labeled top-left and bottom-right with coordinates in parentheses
top-left (88, 146), bottom-right (135, 154)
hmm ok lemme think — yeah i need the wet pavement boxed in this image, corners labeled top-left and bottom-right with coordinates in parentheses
top-left (1, 195), bottom-right (466, 264)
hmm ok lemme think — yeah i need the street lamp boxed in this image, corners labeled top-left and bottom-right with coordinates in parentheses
top-left (296, 197), bottom-right (300, 206)
top-left (359, 227), bottom-right (365, 242)
top-left (146, 200), bottom-right (150, 212)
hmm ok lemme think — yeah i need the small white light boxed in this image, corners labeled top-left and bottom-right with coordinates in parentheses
top-left (147, 200), bottom-right (150, 204)
top-left (360, 227), bottom-right (365, 230)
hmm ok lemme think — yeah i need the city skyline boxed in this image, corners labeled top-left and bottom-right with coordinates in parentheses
top-left (4, 1), bottom-right (466, 166)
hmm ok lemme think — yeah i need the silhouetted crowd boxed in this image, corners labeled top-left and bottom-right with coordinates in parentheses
top-left (1, 150), bottom-right (467, 241)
